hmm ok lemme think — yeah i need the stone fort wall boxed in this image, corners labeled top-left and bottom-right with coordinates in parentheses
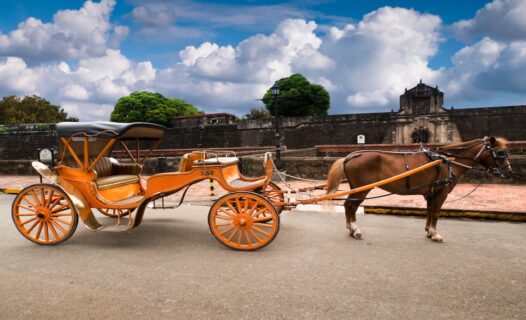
top-left (0, 105), bottom-right (525, 160)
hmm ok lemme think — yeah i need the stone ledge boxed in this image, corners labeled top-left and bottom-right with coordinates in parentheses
top-left (364, 206), bottom-right (526, 221)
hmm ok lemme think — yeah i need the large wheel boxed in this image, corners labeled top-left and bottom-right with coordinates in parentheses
top-left (255, 181), bottom-right (285, 214)
top-left (97, 208), bottom-right (132, 218)
top-left (12, 184), bottom-right (78, 245)
top-left (209, 192), bottom-right (279, 251)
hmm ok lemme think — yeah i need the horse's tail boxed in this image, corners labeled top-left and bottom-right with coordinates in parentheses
top-left (326, 158), bottom-right (346, 195)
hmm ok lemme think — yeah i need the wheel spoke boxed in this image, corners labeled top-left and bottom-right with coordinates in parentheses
top-left (215, 215), bottom-right (232, 221)
top-left (253, 216), bottom-right (274, 223)
top-left (249, 229), bottom-right (263, 242)
top-left (246, 200), bottom-right (259, 216)
top-left (29, 190), bottom-right (42, 206)
top-left (48, 195), bottom-right (63, 210)
top-left (218, 225), bottom-right (235, 236)
top-left (52, 204), bottom-right (70, 213)
top-left (35, 222), bottom-right (44, 239)
top-left (19, 216), bottom-right (37, 226)
top-left (48, 221), bottom-right (60, 240)
top-left (251, 207), bottom-right (268, 217)
top-left (217, 208), bottom-right (235, 217)
top-left (46, 189), bottom-right (55, 207)
top-left (40, 187), bottom-right (46, 206)
top-left (226, 229), bottom-right (238, 242)
top-left (26, 220), bottom-right (39, 233)
top-left (23, 195), bottom-right (37, 208)
top-left (252, 226), bottom-right (270, 236)
top-left (234, 198), bottom-right (242, 214)
top-left (254, 222), bottom-right (273, 228)
top-left (225, 202), bottom-right (238, 216)
top-left (236, 229), bottom-right (243, 245)
top-left (215, 221), bottom-right (233, 227)
top-left (50, 219), bottom-right (67, 234)
top-left (52, 212), bottom-right (72, 217)
top-left (53, 217), bottom-right (72, 226)
top-left (16, 212), bottom-right (36, 216)
top-left (244, 230), bottom-right (252, 246)
top-left (43, 222), bottom-right (49, 242)
top-left (17, 204), bottom-right (36, 212)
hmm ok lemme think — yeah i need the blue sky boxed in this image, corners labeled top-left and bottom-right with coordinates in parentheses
top-left (1, 0), bottom-right (525, 120)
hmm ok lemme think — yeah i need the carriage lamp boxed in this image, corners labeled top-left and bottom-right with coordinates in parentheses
top-left (271, 83), bottom-right (282, 170)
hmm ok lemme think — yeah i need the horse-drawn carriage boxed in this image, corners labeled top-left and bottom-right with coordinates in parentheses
top-left (11, 121), bottom-right (512, 249)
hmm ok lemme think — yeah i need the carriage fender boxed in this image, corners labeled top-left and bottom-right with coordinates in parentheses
top-left (56, 179), bottom-right (103, 231)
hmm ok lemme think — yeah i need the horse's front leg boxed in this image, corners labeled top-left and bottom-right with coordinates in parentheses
top-left (424, 195), bottom-right (432, 234)
top-left (427, 189), bottom-right (448, 242)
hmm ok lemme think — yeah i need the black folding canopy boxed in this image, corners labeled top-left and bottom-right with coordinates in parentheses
top-left (56, 121), bottom-right (166, 140)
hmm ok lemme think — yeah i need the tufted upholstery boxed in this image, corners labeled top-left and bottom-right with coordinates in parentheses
top-left (62, 156), bottom-right (142, 190)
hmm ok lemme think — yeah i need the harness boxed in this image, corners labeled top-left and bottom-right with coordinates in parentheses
top-left (342, 139), bottom-right (510, 197)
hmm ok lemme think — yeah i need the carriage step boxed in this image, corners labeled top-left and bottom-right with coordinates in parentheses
top-left (99, 224), bottom-right (132, 232)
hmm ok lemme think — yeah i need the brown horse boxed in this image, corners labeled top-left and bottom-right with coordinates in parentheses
top-left (326, 137), bottom-right (512, 242)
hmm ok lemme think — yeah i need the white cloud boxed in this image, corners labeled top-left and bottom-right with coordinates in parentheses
top-left (452, 0), bottom-right (526, 41)
top-left (62, 84), bottom-right (89, 101)
top-left (0, 0), bottom-right (128, 65)
top-left (2, 0), bottom-right (526, 121)
top-left (314, 7), bottom-right (443, 110)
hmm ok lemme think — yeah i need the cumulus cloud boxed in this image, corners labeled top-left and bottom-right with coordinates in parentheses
top-left (452, 0), bottom-right (526, 41)
top-left (2, 0), bottom-right (526, 121)
top-left (0, 0), bottom-right (128, 65)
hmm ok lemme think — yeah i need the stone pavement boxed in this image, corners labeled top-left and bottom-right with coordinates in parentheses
top-left (1, 175), bottom-right (525, 217)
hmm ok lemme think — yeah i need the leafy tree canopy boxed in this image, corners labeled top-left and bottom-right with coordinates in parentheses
top-left (0, 95), bottom-right (78, 125)
top-left (243, 107), bottom-right (271, 120)
top-left (262, 73), bottom-right (330, 117)
top-left (110, 91), bottom-right (203, 127)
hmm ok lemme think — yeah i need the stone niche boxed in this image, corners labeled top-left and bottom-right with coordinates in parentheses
top-left (388, 81), bottom-right (461, 144)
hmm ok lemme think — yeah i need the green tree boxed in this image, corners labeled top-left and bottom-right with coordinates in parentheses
top-left (262, 74), bottom-right (330, 117)
top-left (0, 95), bottom-right (78, 124)
top-left (243, 107), bottom-right (271, 120)
top-left (110, 91), bottom-right (202, 126)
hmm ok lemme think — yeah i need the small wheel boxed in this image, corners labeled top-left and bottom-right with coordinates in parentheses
top-left (97, 208), bottom-right (132, 218)
top-left (12, 184), bottom-right (78, 245)
top-left (255, 181), bottom-right (284, 214)
top-left (209, 192), bottom-right (279, 251)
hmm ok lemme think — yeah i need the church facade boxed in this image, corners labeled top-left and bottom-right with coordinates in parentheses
top-left (387, 80), bottom-right (462, 144)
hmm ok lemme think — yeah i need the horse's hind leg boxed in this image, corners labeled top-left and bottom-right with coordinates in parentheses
top-left (344, 192), bottom-right (368, 240)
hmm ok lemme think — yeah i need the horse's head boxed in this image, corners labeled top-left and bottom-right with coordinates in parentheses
top-left (476, 136), bottom-right (512, 178)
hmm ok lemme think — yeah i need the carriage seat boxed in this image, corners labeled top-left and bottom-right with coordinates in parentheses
top-left (178, 152), bottom-right (238, 172)
top-left (193, 157), bottom-right (239, 166)
top-left (64, 156), bottom-right (142, 190)
top-left (93, 157), bottom-right (141, 190)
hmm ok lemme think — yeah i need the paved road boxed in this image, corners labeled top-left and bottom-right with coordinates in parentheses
top-left (0, 194), bottom-right (525, 320)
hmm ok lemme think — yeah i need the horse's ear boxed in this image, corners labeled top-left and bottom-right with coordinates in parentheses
top-left (489, 136), bottom-right (497, 146)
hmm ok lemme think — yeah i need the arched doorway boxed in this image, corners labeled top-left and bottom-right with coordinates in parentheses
top-left (411, 129), bottom-right (430, 143)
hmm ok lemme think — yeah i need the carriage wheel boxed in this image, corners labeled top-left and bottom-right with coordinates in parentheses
top-left (97, 208), bottom-right (132, 218)
top-left (255, 181), bottom-right (284, 214)
top-left (209, 192), bottom-right (279, 251)
top-left (12, 184), bottom-right (78, 245)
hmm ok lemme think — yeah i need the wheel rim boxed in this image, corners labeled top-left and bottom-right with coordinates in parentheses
top-left (97, 208), bottom-right (131, 218)
top-left (209, 193), bottom-right (279, 251)
top-left (12, 185), bottom-right (77, 245)
top-left (257, 181), bottom-right (284, 214)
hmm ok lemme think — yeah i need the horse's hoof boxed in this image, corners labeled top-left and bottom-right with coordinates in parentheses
top-left (432, 234), bottom-right (444, 242)
top-left (352, 231), bottom-right (363, 240)
top-left (426, 231), bottom-right (433, 238)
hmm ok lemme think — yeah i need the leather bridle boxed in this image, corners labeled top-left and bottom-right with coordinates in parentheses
top-left (436, 140), bottom-right (512, 178)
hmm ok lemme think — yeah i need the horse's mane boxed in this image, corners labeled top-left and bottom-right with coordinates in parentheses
top-left (494, 137), bottom-right (509, 149)
top-left (439, 139), bottom-right (480, 150)
top-left (439, 137), bottom-right (509, 150)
